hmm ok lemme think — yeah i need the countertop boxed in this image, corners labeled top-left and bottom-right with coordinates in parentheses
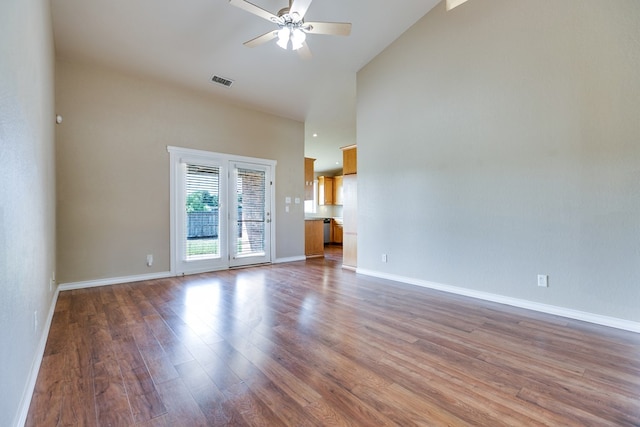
top-left (305, 217), bottom-right (343, 221)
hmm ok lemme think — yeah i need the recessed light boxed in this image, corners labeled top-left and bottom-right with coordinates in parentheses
top-left (312, 133), bottom-right (318, 137)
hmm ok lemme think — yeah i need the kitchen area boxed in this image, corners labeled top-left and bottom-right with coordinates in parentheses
top-left (304, 145), bottom-right (356, 269)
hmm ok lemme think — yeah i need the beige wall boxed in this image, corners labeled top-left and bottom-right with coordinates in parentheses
top-left (56, 59), bottom-right (305, 284)
top-left (0, 0), bottom-right (56, 423)
top-left (357, 0), bottom-right (640, 321)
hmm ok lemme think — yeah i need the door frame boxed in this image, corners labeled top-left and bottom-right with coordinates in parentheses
top-left (168, 146), bottom-right (277, 276)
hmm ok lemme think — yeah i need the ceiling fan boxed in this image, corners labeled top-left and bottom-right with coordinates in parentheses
top-left (229, 0), bottom-right (352, 58)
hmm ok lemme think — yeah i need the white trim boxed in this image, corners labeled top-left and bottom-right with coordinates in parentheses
top-left (274, 255), bottom-right (306, 264)
top-left (167, 145), bottom-right (278, 169)
top-left (357, 268), bottom-right (640, 334)
top-left (168, 148), bottom-right (178, 276)
top-left (15, 287), bottom-right (59, 427)
top-left (58, 271), bottom-right (173, 291)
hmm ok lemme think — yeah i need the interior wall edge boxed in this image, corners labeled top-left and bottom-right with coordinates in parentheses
top-left (14, 288), bottom-right (60, 427)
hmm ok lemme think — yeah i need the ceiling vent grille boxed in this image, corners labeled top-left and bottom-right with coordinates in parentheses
top-left (211, 75), bottom-right (234, 88)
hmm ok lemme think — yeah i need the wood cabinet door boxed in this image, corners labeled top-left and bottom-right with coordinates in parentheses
top-left (305, 220), bottom-right (324, 257)
top-left (342, 146), bottom-right (357, 175)
top-left (318, 176), bottom-right (334, 205)
top-left (333, 175), bottom-right (343, 205)
top-left (304, 158), bottom-right (315, 200)
top-left (331, 220), bottom-right (343, 244)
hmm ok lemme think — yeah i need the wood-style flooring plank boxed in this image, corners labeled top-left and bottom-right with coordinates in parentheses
top-left (27, 246), bottom-right (640, 426)
top-left (25, 352), bottom-right (66, 427)
top-left (155, 378), bottom-right (209, 427)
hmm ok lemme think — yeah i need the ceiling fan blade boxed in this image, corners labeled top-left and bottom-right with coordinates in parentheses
top-left (304, 21), bottom-right (351, 36)
top-left (244, 30), bottom-right (278, 48)
top-left (297, 41), bottom-right (312, 59)
top-left (290, 0), bottom-right (312, 20)
top-left (229, 0), bottom-right (280, 23)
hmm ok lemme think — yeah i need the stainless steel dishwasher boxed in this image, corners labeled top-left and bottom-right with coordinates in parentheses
top-left (323, 218), bottom-right (331, 244)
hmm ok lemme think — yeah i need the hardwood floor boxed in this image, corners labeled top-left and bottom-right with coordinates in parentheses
top-left (27, 246), bottom-right (640, 426)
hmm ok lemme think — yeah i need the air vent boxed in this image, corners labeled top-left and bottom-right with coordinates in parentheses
top-left (211, 75), bottom-right (234, 88)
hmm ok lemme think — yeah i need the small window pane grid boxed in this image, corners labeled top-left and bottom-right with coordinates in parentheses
top-left (235, 168), bottom-right (266, 257)
top-left (185, 164), bottom-right (220, 260)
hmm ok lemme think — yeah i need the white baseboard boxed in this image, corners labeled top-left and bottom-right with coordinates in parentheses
top-left (15, 287), bottom-right (59, 427)
top-left (274, 256), bottom-right (306, 264)
top-left (59, 259), bottom-right (313, 290)
top-left (58, 257), bottom-right (312, 291)
top-left (357, 268), bottom-right (640, 334)
top-left (59, 271), bottom-right (173, 291)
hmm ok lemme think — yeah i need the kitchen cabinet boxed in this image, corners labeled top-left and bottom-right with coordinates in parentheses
top-left (318, 176), bottom-right (334, 205)
top-left (304, 157), bottom-right (315, 200)
top-left (305, 219), bottom-right (324, 257)
top-left (330, 219), bottom-right (343, 244)
top-left (333, 175), bottom-right (343, 205)
top-left (341, 145), bottom-right (357, 175)
top-left (317, 175), bottom-right (342, 206)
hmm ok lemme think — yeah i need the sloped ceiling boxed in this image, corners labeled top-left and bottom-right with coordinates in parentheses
top-left (52, 0), bottom-right (441, 172)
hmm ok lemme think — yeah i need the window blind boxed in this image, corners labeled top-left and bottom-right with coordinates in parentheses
top-left (184, 164), bottom-right (220, 260)
top-left (235, 168), bottom-right (266, 257)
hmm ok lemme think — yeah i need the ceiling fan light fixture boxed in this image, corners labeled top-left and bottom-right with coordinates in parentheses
top-left (230, 0), bottom-right (352, 57)
top-left (291, 28), bottom-right (306, 50)
top-left (277, 27), bottom-right (291, 49)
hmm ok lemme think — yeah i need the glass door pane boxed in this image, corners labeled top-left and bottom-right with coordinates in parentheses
top-left (230, 163), bottom-right (271, 267)
top-left (185, 164), bottom-right (220, 260)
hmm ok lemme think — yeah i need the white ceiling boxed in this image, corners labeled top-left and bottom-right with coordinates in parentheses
top-left (51, 0), bottom-right (440, 172)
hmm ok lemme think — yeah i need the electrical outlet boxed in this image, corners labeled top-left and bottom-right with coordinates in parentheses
top-left (537, 274), bottom-right (549, 287)
top-left (382, 254), bottom-right (388, 263)
top-left (146, 254), bottom-right (153, 267)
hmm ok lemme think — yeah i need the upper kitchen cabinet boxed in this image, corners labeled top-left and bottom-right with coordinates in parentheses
top-left (333, 175), bottom-right (343, 205)
top-left (318, 176), bottom-right (334, 205)
top-left (304, 157), bottom-right (315, 200)
top-left (341, 145), bottom-right (357, 175)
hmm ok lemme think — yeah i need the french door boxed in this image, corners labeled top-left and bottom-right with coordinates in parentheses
top-left (168, 147), bottom-right (274, 275)
top-left (229, 162), bottom-right (271, 267)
